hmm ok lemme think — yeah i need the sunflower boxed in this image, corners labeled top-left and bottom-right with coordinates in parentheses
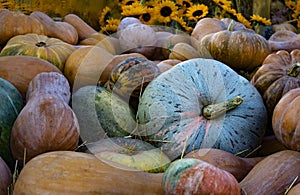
top-left (139, 7), bottom-right (157, 25)
top-left (155, 0), bottom-right (178, 23)
top-left (213, 0), bottom-right (232, 8)
top-left (121, 1), bottom-right (147, 17)
top-left (99, 6), bottom-right (112, 26)
top-left (185, 4), bottom-right (209, 22)
top-left (100, 18), bottom-right (120, 34)
top-left (176, 0), bottom-right (193, 10)
top-left (250, 14), bottom-right (272, 26)
top-left (235, 13), bottom-right (251, 28)
top-left (284, 0), bottom-right (296, 10)
top-left (119, 0), bottom-right (138, 7)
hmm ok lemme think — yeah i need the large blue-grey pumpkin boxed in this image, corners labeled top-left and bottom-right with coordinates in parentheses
top-left (137, 58), bottom-right (267, 160)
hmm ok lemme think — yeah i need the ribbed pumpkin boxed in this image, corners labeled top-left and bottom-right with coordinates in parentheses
top-left (251, 49), bottom-right (300, 127)
top-left (0, 78), bottom-right (24, 170)
top-left (162, 158), bottom-right (241, 195)
top-left (272, 88), bottom-right (300, 151)
top-left (137, 58), bottom-right (267, 160)
top-left (0, 33), bottom-right (75, 71)
top-left (0, 9), bottom-right (46, 44)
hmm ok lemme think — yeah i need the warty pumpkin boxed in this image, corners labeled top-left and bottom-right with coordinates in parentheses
top-left (162, 158), bottom-right (241, 195)
top-left (251, 49), bottom-right (300, 131)
top-left (0, 9), bottom-right (46, 45)
top-left (13, 151), bottom-right (164, 195)
top-left (0, 33), bottom-right (75, 71)
top-left (0, 55), bottom-right (62, 99)
top-left (137, 58), bottom-right (267, 160)
top-left (0, 78), bottom-right (24, 170)
top-left (272, 88), bottom-right (300, 151)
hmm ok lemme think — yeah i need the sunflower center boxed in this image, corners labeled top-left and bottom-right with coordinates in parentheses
top-left (183, 1), bottom-right (191, 8)
top-left (125, 0), bottom-right (135, 6)
top-left (160, 6), bottom-right (172, 17)
top-left (141, 13), bottom-right (151, 22)
top-left (193, 10), bottom-right (203, 17)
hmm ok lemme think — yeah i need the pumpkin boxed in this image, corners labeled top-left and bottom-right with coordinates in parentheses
top-left (118, 23), bottom-right (157, 59)
top-left (79, 32), bottom-right (116, 55)
top-left (11, 86), bottom-right (80, 162)
top-left (30, 11), bottom-right (79, 45)
top-left (71, 86), bottom-right (136, 140)
top-left (0, 55), bottom-right (62, 99)
top-left (13, 151), bottom-right (164, 194)
top-left (106, 56), bottom-right (161, 111)
top-left (162, 158), bottom-right (241, 195)
top-left (250, 49), bottom-right (300, 129)
top-left (117, 17), bottom-right (142, 35)
top-left (137, 58), bottom-right (267, 160)
top-left (197, 23), bottom-right (271, 71)
top-left (268, 30), bottom-right (300, 52)
top-left (0, 9), bottom-right (46, 45)
top-left (256, 135), bottom-right (288, 156)
top-left (0, 78), bottom-right (24, 170)
top-left (240, 150), bottom-right (300, 195)
top-left (184, 148), bottom-right (264, 182)
top-left (272, 88), bottom-right (300, 151)
top-left (288, 183), bottom-right (300, 195)
top-left (85, 137), bottom-right (170, 173)
top-left (0, 157), bottom-right (12, 195)
top-left (0, 33), bottom-right (75, 71)
top-left (64, 46), bottom-right (114, 92)
top-left (272, 23), bottom-right (298, 33)
top-left (26, 72), bottom-right (71, 103)
top-left (64, 13), bottom-right (98, 41)
top-left (168, 42), bottom-right (200, 61)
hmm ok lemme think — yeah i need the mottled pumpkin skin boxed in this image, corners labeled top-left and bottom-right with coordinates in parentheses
top-left (198, 28), bottom-right (271, 71)
top-left (137, 58), bottom-right (267, 160)
top-left (272, 88), bottom-right (300, 151)
top-left (251, 49), bottom-right (300, 126)
top-left (162, 158), bottom-right (241, 195)
top-left (0, 33), bottom-right (75, 70)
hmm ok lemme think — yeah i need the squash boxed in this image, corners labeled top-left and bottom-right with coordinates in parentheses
top-left (256, 135), bottom-right (288, 156)
top-left (251, 49), bottom-right (300, 130)
top-left (26, 72), bottom-right (71, 103)
top-left (0, 55), bottom-right (62, 99)
top-left (117, 17), bottom-right (142, 35)
top-left (197, 25), bottom-right (271, 71)
top-left (272, 88), bottom-right (300, 151)
top-left (13, 151), bottom-right (164, 195)
top-left (30, 11), bottom-right (78, 45)
top-left (268, 30), bottom-right (300, 52)
top-left (71, 86), bottom-right (136, 140)
top-left (240, 150), bottom-right (300, 195)
top-left (84, 137), bottom-right (170, 173)
top-left (0, 78), bottom-right (24, 170)
top-left (0, 9), bottom-right (46, 45)
top-left (288, 183), bottom-right (300, 195)
top-left (272, 23), bottom-right (298, 33)
top-left (79, 32), bottom-right (116, 54)
top-left (0, 33), bottom-right (75, 71)
top-left (137, 58), bottom-right (267, 160)
top-left (63, 46), bottom-right (114, 92)
top-left (162, 158), bottom-right (241, 195)
top-left (10, 94), bottom-right (80, 162)
top-left (184, 148), bottom-right (264, 182)
top-left (118, 23), bottom-right (157, 59)
top-left (169, 42), bottom-right (200, 61)
top-left (0, 157), bottom-right (12, 195)
top-left (64, 13), bottom-right (97, 41)
top-left (106, 56), bottom-right (161, 111)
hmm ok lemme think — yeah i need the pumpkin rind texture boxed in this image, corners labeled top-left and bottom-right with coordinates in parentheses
top-left (13, 151), bottom-right (164, 195)
top-left (0, 33), bottom-right (75, 71)
top-left (272, 88), bottom-right (300, 151)
top-left (162, 158), bottom-right (241, 195)
top-left (137, 58), bottom-right (267, 160)
top-left (0, 157), bottom-right (12, 195)
top-left (0, 78), bottom-right (24, 169)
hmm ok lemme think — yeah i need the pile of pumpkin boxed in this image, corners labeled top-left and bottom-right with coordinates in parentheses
top-left (0, 8), bottom-right (299, 195)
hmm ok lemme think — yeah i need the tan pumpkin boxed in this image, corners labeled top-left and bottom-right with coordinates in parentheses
top-left (272, 88), bottom-right (300, 151)
top-left (63, 46), bottom-right (114, 92)
top-left (0, 33), bottom-right (75, 71)
top-left (79, 32), bottom-right (116, 54)
top-left (240, 150), bottom-right (300, 195)
top-left (64, 13), bottom-right (97, 41)
top-left (30, 11), bottom-right (79, 45)
top-left (13, 151), bottom-right (164, 195)
top-left (272, 23), bottom-right (298, 33)
top-left (169, 42), bottom-right (200, 61)
top-left (268, 30), bottom-right (300, 52)
top-left (0, 9), bottom-right (46, 45)
top-left (0, 55), bottom-right (62, 99)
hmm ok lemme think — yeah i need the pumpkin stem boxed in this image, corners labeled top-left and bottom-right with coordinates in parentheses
top-left (202, 96), bottom-right (243, 120)
top-left (35, 42), bottom-right (47, 47)
top-left (286, 63), bottom-right (300, 77)
top-left (227, 19), bottom-right (236, 31)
